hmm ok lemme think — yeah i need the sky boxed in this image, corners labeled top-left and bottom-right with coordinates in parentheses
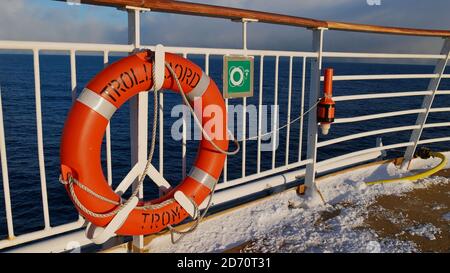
top-left (0, 0), bottom-right (449, 54)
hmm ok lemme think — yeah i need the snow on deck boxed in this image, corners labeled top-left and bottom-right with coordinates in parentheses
top-left (146, 152), bottom-right (450, 253)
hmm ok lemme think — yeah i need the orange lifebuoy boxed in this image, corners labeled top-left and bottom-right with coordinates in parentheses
top-left (60, 50), bottom-right (228, 235)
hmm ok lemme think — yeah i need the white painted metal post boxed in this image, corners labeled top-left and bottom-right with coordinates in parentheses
top-left (241, 19), bottom-right (248, 178)
top-left (237, 18), bottom-right (257, 178)
top-left (70, 49), bottom-right (85, 222)
top-left (257, 56), bottom-right (264, 173)
top-left (33, 49), bottom-right (51, 229)
top-left (158, 90), bottom-right (164, 176)
top-left (70, 50), bottom-right (77, 102)
top-left (0, 86), bottom-right (14, 239)
top-left (272, 56), bottom-right (279, 169)
top-left (223, 96), bottom-right (228, 182)
top-left (103, 51), bottom-right (113, 185)
top-left (285, 56), bottom-right (293, 165)
top-left (182, 53), bottom-right (188, 179)
top-left (128, 8), bottom-right (147, 252)
top-left (402, 38), bottom-right (450, 169)
top-left (157, 49), bottom-right (165, 197)
top-left (298, 57), bottom-right (306, 162)
top-left (304, 28), bottom-right (325, 200)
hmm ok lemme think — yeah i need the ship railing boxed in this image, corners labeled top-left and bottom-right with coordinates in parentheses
top-left (0, 0), bottom-right (449, 252)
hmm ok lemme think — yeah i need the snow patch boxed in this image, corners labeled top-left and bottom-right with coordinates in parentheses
top-left (406, 224), bottom-right (441, 240)
top-left (442, 212), bottom-right (450, 222)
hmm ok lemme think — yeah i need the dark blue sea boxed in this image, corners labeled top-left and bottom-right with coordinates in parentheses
top-left (0, 53), bottom-right (448, 239)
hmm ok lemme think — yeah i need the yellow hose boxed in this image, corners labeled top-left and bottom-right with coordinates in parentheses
top-left (366, 152), bottom-right (448, 186)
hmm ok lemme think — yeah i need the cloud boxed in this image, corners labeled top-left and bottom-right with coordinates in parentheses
top-left (0, 0), bottom-right (127, 44)
top-left (0, 0), bottom-right (448, 55)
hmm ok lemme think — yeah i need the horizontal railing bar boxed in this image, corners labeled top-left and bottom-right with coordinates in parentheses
top-left (2, 41), bottom-right (449, 64)
top-left (321, 74), bottom-right (441, 81)
top-left (142, 45), bottom-right (317, 58)
top-left (326, 21), bottom-right (450, 38)
top-left (321, 141), bottom-right (414, 164)
top-left (335, 109), bottom-right (425, 124)
top-left (4, 229), bottom-right (93, 253)
top-left (318, 125), bottom-right (420, 148)
top-left (419, 137), bottom-right (450, 145)
top-left (68, 1), bottom-right (450, 37)
top-left (216, 159), bottom-right (312, 190)
top-left (424, 122), bottom-right (450, 128)
top-left (0, 40), bottom-right (133, 52)
top-left (318, 122), bottom-right (450, 148)
top-left (430, 107), bottom-right (450, 113)
top-left (335, 107), bottom-right (450, 124)
top-left (316, 151), bottom-right (383, 175)
top-left (0, 40), bottom-right (319, 58)
top-left (323, 51), bottom-right (447, 59)
top-left (333, 91), bottom-right (433, 101)
top-left (0, 220), bottom-right (85, 250)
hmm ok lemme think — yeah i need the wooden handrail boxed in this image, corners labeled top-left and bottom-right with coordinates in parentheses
top-left (60, 0), bottom-right (450, 38)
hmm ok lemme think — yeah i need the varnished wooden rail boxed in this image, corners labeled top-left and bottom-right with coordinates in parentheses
top-left (57, 0), bottom-right (450, 37)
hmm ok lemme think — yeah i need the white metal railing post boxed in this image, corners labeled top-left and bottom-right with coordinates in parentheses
top-left (70, 50), bottom-right (77, 102)
top-left (0, 86), bottom-right (14, 239)
top-left (242, 20), bottom-right (247, 178)
top-left (127, 6), bottom-right (147, 252)
top-left (103, 51), bottom-right (113, 185)
top-left (69, 49), bottom-right (85, 222)
top-left (182, 52), bottom-right (188, 179)
top-left (238, 18), bottom-right (256, 178)
top-left (285, 56), bottom-right (293, 165)
top-left (33, 49), bottom-right (51, 230)
top-left (272, 56), bottom-right (279, 169)
top-left (401, 38), bottom-right (450, 169)
top-left (298, 57), bottom-right (306, 162)
top-left (256, 55), bottom-right (264, 173)
top-left (304, 28), bottom-right (326, 201)
top-left (227, 18), bottom-right (258, 178)
top-left (242, 20), bottom-right (248, 51)
top-left (158, 83), bottom-right (164, 179)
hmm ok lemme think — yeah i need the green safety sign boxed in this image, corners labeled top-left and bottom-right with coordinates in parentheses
top-left (223, 55), bottom-right (254, 98)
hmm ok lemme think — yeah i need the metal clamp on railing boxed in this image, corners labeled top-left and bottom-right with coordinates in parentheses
top-left (58, 172), bottom-right (141, 245)
top-left (80, 168), bottom-right (140, 244)
top-left (153, 44), bottom-right (165, 92)
top-left (174, 191), bottom-right (198, 218)
top-left (85, 197), bottom-right (138, 245)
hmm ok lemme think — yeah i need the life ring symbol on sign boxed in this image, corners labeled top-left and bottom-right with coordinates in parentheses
top-left (59, 50), bottom-right (234, 239)
top-left (228, 66), bottom-right (249, 87)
